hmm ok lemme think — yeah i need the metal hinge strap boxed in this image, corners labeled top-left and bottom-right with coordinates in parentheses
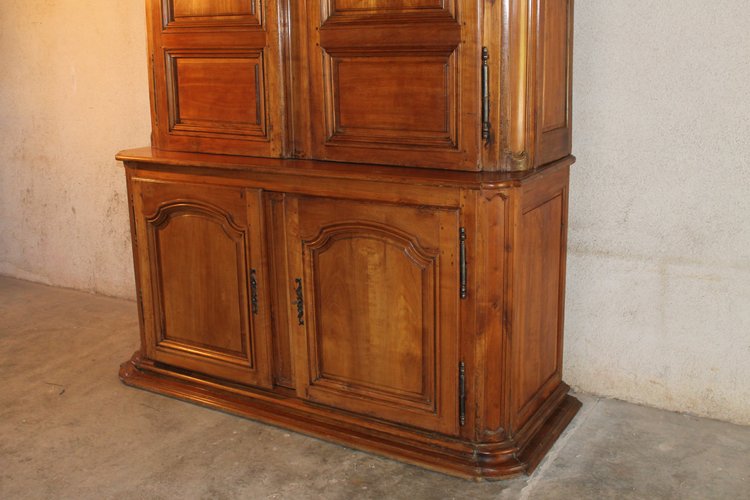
top-left (150, 54), bottom-right (158, 127)
top-left (250, 269), bottom-right (259, 315)
top-left (459, 361), bottom-right (466, 426)
top-left (481, 47), bottom-right (491, 143)
top-left (459, 227), bottom-right (467, 299)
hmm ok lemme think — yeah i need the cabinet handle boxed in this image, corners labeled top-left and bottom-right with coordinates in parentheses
top-left (294, 278), bottom-right (305, 325)
top-left (250, 269), bottom-right (259, 315)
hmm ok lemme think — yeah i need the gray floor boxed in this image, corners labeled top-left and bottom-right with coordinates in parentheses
top-left (0, 277), bottom-right (748, 500)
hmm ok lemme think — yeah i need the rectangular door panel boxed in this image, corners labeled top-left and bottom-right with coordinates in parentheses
top-left (287, 196), bottom-right (461, 434)
top-left (166, 51), bottom-right (266, 138)
top-left (325, 52), bottom-right (457, 148)
top-left (131, 178), bottom-right (273, 388)
top-left (169, 0), bottom-right (256, 21)
top-left (330, 0), bottom-right (446, 13)
top-left (301, 0), bottom-right (479, 170)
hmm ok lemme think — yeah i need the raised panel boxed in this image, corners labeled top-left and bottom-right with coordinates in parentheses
top-left (165, 51), bottom-right (266, 138)
top-left (309, 224), bottom-right (436, 407)
top-left (151, 203), bottom-right (249, 360)
top-left (147, 0), bottom-right (284, 157)
top-left (541, 0), bottom-right (569, 132)
top-left (333, 0), bottom-right (443, 10)
top-left (512, 193), bottom-right (565, 428)
top-left (325, 52), bottom-right (456, 147)
top-left (303, 0), bottom-right (480, 170)
top-left (163, 0), bottom-right (259, 27)
top-left (323, 0), bottom-right (454, 22)
top-left (535, 0), bottom-right (573, 166)
top-left (172, 0), bottom-right (251, 17)
top-left (132, 179), bottom-right (272, 388)
top-left (290, 197), bottom-right (460, 434)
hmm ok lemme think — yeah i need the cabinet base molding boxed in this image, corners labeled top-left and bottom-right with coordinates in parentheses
top-left (120, 351), bottom-right (581, 480)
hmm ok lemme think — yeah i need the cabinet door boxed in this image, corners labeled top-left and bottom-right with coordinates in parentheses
top-left (298, 0), bottom-right (481, 170)
top-left (131, 178), bottom-right (273, 388)
top-left (147, 0), bottom-right (285, 157)
top-left (286, 196), bottom-right (461, 435)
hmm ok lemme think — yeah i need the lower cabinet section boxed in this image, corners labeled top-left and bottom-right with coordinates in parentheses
top-left (119, 151), bottom-right (580, 480)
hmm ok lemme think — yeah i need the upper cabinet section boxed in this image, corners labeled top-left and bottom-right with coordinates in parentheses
top-left (144, 0), bottom-right (574, 171)
top-left (147, 0), bottom-right (285, 157)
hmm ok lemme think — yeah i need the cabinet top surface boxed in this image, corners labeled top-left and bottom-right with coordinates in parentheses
top-left (116, 147), bottom-right (575, 189)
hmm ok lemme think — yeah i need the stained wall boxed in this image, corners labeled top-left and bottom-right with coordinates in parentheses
top-left (566, 1), bottom-right (750, 424)
top-left (0, 0), bottom-right (149, 297)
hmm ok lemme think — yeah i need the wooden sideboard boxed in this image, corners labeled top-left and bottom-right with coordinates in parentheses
top-left (118, 0), bottom-right (579, 480)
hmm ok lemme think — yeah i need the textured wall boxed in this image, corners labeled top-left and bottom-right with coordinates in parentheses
top-left (1, 2), bottom-right (748, 424)
top-left (566, 0), bottom-right (750, 425)
top-left (0, 0), bottom-right (149, 298)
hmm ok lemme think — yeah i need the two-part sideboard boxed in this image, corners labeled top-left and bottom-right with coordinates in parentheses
top-left (118, 0), bottom-right (580, 479)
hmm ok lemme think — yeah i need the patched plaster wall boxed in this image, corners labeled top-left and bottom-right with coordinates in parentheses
top-left (566, 0), bottom-right (750, 425)
top-left (0, 1), bottom-right (748, 424)
top-left (0, 0), bottom-right (149, 298)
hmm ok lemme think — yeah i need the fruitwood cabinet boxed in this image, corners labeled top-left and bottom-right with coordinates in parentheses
top-left (118, 0), bottom-right (580, 480)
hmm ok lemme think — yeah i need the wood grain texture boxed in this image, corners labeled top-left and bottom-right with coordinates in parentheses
top-left (264, 193), bottom-right (296, 390)
top-left (287, 197), bottom-right (460, 433)
top-left (118, 155), bottom-right (577, 479)
top-left (167, 52), bottom-right (265, 136)
top-left (171, 0), bottom-right (251, 18)
top-left (332, 54), bottom-right (454, 143)
top-left (163, 0), bottom-right (258, 27)
top-left (131, 179), bottom-right (273, 388)
top-left (534, 0), bottom-right (574, 167)
top-left (145, 0), bottom-right (574, 171)
top-left (510, 163), bottom-right (570, 431)
top-left (120, 351), bottom-right (580, 480)
top-left (302, 0), bottom-right (479, 170)
top-left (120, 0), bottom-right (580, 481)
top-left (505, 0), bottom-right (574, 170)
top-left (147, 0), bottom-right (284, 157)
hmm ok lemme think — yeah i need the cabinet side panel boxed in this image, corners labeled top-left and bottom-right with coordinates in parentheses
top-left (534, 0), bottom-right (573, 167)
top-left (511, 168), bottom-right (569, 431)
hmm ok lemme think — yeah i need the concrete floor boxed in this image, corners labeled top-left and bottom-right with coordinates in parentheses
top-left (0, 276), bottom-right (748, 500)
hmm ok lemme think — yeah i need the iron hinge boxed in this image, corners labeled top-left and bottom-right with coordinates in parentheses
top-left (150, 53), bottom-right (158, 127)
top-left (250, 269), bottom-right (259, 315)
top-left (459, 361), bottom-right (466, 426)
top-left (481, 47), bottom-right (491, 144)
top-left (459, 227), bottom-right (467, 299)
